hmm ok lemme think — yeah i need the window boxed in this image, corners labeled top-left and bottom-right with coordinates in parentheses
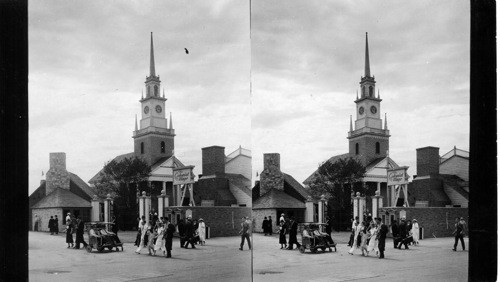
top-left (355, 143), bottom-right (359, 155)
top-left (369, 86), bottom-right (374, 97)
top-left (154, 85), bottom-right (158, 96)
top-left (161, 141), bottom-right (165, 153)
top-left (376, 142), bottom-right (380, 154)
top-left (141, 142), bottom-right (144, 154)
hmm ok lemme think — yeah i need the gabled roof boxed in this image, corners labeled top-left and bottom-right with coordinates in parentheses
top-left (31, 188), bottom-right (91, 209)
top-left (225, 146), bottom-right (251, 164)
top-left (283, 173), bottom-right (310, 200)
top-left (253, 189), bottom-right (306, 209)
top-left (225, 173), bottom-right (251, 197)
top-left (69, 173), bottom-right (96, 199)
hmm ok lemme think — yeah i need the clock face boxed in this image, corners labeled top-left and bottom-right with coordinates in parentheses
top-left (370, 106), bottom-right (377, 114)
top-left (144, 106), bottom-right (149, 114)
top-left (155, 105), bottom-right (162, 113)
top-left (358, 107), bottom-right (365, 115)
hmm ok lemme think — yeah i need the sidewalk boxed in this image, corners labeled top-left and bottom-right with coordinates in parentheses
top-left (252, 232), bottom-right (468, 282)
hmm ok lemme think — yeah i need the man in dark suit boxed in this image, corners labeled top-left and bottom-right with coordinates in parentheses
top-left (183, 217), bottom-right (196, 249)
top-left (54, 215), bottom-right (59, 234)
top-left (287, 216), bottom-right (301, 250)
top-left (376, 217), bottom-right (389, 259)
top-left (74, 216), bottom-right (88, 249)
top-left (262, 217), bottom-right (268, 235)
top-left (397, 218), bottom-right (410, 249)
top-left (267, 216), bottom-right (273, 235)
top-left (177, 218), bottom-right (185, 248)
top-left (391, 220), bottom-right (400, 248)
top-left (163, 218), bottom-right (176, 258)
top-left (48, 216), bottom-right (54, 235)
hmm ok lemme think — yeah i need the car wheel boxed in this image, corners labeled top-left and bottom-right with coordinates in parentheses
top-left (321, 247), bottom-right (326, 252)
top-left (86, 245), bottom-right (92, 253)
top-left (97, 246), bottom-right (104, 252)
top-left (107, 246), bottom-right (112, 251)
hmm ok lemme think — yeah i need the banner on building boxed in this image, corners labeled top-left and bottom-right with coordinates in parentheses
top-left (387, 166), bottom-right (409, 186)
top-left (173, 166), bottom-right (195, 185)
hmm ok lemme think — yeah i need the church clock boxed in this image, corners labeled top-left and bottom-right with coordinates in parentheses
top-left (155, 105), bottom-right (162, 113)
top-left (358, 107), bottom-right (365, 115)
top-left (370, 106), bottom-right (377, 114)
top-left (144, 106), bottom-right (149, 114)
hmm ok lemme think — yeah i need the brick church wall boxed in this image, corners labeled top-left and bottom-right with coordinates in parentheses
top-left (379, 207), bottom-right (468, 238)
top-left (165, 206), bottom-right (251, 237)
top-left (260, 153), bottom-right (284, 196)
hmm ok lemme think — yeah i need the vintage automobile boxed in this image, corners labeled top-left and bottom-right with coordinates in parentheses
top-left (85, 222), bottom-right (123, 253)
top-left (298, 223), bottom-right (337, 253)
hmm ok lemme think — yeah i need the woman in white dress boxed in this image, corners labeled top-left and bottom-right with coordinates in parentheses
top-left (198, 218), bottom-right (206, 245)
top-left (411, 219), bottom-right (419, 245)
top-left (154, 222), bottom-right (166, 256)
top-left (135, 220), bottom-right (149, 254)
top-left (367, 221), bottom-right (379, 256)
top-left (348, 221), bottom-right (363, 255)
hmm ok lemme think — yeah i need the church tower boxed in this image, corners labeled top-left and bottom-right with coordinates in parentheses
top-left (133, 32), bottom-right (175, 166)
top-left (348, 33), bottom-right (390, 165)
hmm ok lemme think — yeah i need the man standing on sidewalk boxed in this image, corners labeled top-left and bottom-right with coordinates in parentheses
top-left (239, 217), bottom-right (251, 250)
top-left (376, 217), bottom-right (388, 259)
top-left (452, 217), bottom-right (466, 251)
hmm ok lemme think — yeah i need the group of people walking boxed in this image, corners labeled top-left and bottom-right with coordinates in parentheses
top-left (277, 214), bottom-right (301, 250)
top-left (347, 216), bottom-right (388, 259)
top-left (64, 212), bottom-right (88, 249)
top-left (390, 217), bottom-right (419, 249)
top-left (134, 215), bottom-right (207, 258)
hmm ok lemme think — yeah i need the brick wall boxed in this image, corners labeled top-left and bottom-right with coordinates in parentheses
top-left (260, 153), bottom-right (284, 196)
top-left (202, 146), bottom-right (226, 176)
top-left (164, 206), bottom-right (251, 237)
top-left (409, 176), bottom-right (450, 207)
top-left (416, 147), bottom-right (440, 176)
top-left (379, 207), bottom-right (468, 238)
top-left (348, 135), bottom-right (389, 166)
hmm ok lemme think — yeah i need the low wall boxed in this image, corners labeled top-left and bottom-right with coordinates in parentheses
top-left (32, 208), bottom-right (63, 232)
top-left (165, 206), bottom-right (251, 237)
top-left (379, 207), bottom-right (468, 238)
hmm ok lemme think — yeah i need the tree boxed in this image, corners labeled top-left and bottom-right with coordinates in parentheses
top-left (309, 157), bottom-right (366, 231)
top-left (94, 156), bottom-right (151, 230)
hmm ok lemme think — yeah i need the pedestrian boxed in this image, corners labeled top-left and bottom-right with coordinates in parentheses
top-left (48, 216), bottom-right (54, 235)
top-left (34, 214), bottom-right (39, 231)
top-left (325, 216), bottom-right (332, 237)
top-left (367, 221), bottom-right (379, 255)
top-left (147, 224), bottom-right (157, 255)
top-left (376, 217), bottom-right (388, 259)
top-left (397, 218), bottom-right (410, 249)
top-left (198, 218), bottom-right (206, 245)
top-left (262, 217), bottom-right (268, 235)
top-left (65, 212), bottom-right (71, 225)
top-left (348, 216), bottom-right (359, 247)
top-left (279, 219), bottom-right (287, 249)
top-left (183, 217), bottom-right (196, 249)
top-left (239, 216), bottom-right (252, 250)
top-left (360, 224), bottom-right (370, 256)
top-left (411, 219), bottom-right (419, 245)
top-left (452, 217), bottom-right (466, 251)
top-left (267, 216), bottom-right (273, 235)
top-left (162, 218), bottom-right (175, 258)
top-left (54, 215), bottom-right (59, 234)
top-left (287, 216), bottom-right (301, 250)
top-left (111, 215), bottom-right (121, 244)
top-left (135, 220), bottom-right (148, 254)
top-left (65, 220), bottom-right (74, 248)
top-left (74, 216), bottom-right (87, 249)
top-left (177, 217), bottom-right (186, 248)
top-left (134, 216), bottom-right (143, 247)
top-left (154, 222), bottom-right (167, 256)
top-left (391, 219), bottom-right (400, 248)
top-left (348, 220), bottom-right (363, 255)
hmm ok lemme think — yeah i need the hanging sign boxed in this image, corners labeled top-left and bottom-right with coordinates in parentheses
top-left (387, 167), bottom-right (408, 185)
top-left (173, 166), bottom-right (195, 185)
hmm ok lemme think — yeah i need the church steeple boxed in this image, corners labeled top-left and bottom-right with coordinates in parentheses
top-left (364, 32), bottom-right (370, 77)
top-left (150, 32), bottom-right (156, 77)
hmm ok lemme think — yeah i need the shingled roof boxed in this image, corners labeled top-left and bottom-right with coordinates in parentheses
top-left (31, 188), bottom-right (92, 208)
top-left (253, 189), bottom-right (306, 209)
top-left (226, 173), bottom-right (252, 197)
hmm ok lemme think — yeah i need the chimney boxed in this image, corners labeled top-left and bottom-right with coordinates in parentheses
top-left (202, 146), bottom-right (226, 176)
top-left (45, 152), bottom-right (71, 195)
top-left (416, 147), bottom-right (440, 177)
top-left (259, 153), bottom-right (284, 196)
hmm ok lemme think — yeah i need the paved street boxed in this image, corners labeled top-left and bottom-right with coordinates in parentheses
top-left (29, 231), bottom-right (252, 282)
top-left (252, 232), bottom-right (468, 282)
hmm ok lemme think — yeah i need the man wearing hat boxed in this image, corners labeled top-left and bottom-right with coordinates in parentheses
top-left (183, 216), bottom-right (196, 249)
top-left (239, 217), bottom-right (252, 250)
top-left (163, 217), bottom-right (176, 258)
top-left (397, 217), bottom-right (410, 249)
top-left (452, 217), bottom-right (466, 251)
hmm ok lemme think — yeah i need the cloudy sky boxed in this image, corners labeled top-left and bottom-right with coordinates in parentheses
top-left (251, 0), bottom-right (470, 184)
top-left (29, 0), bottom-right (470, 194)
top-left (29, 0), bottom-right (250, 194)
